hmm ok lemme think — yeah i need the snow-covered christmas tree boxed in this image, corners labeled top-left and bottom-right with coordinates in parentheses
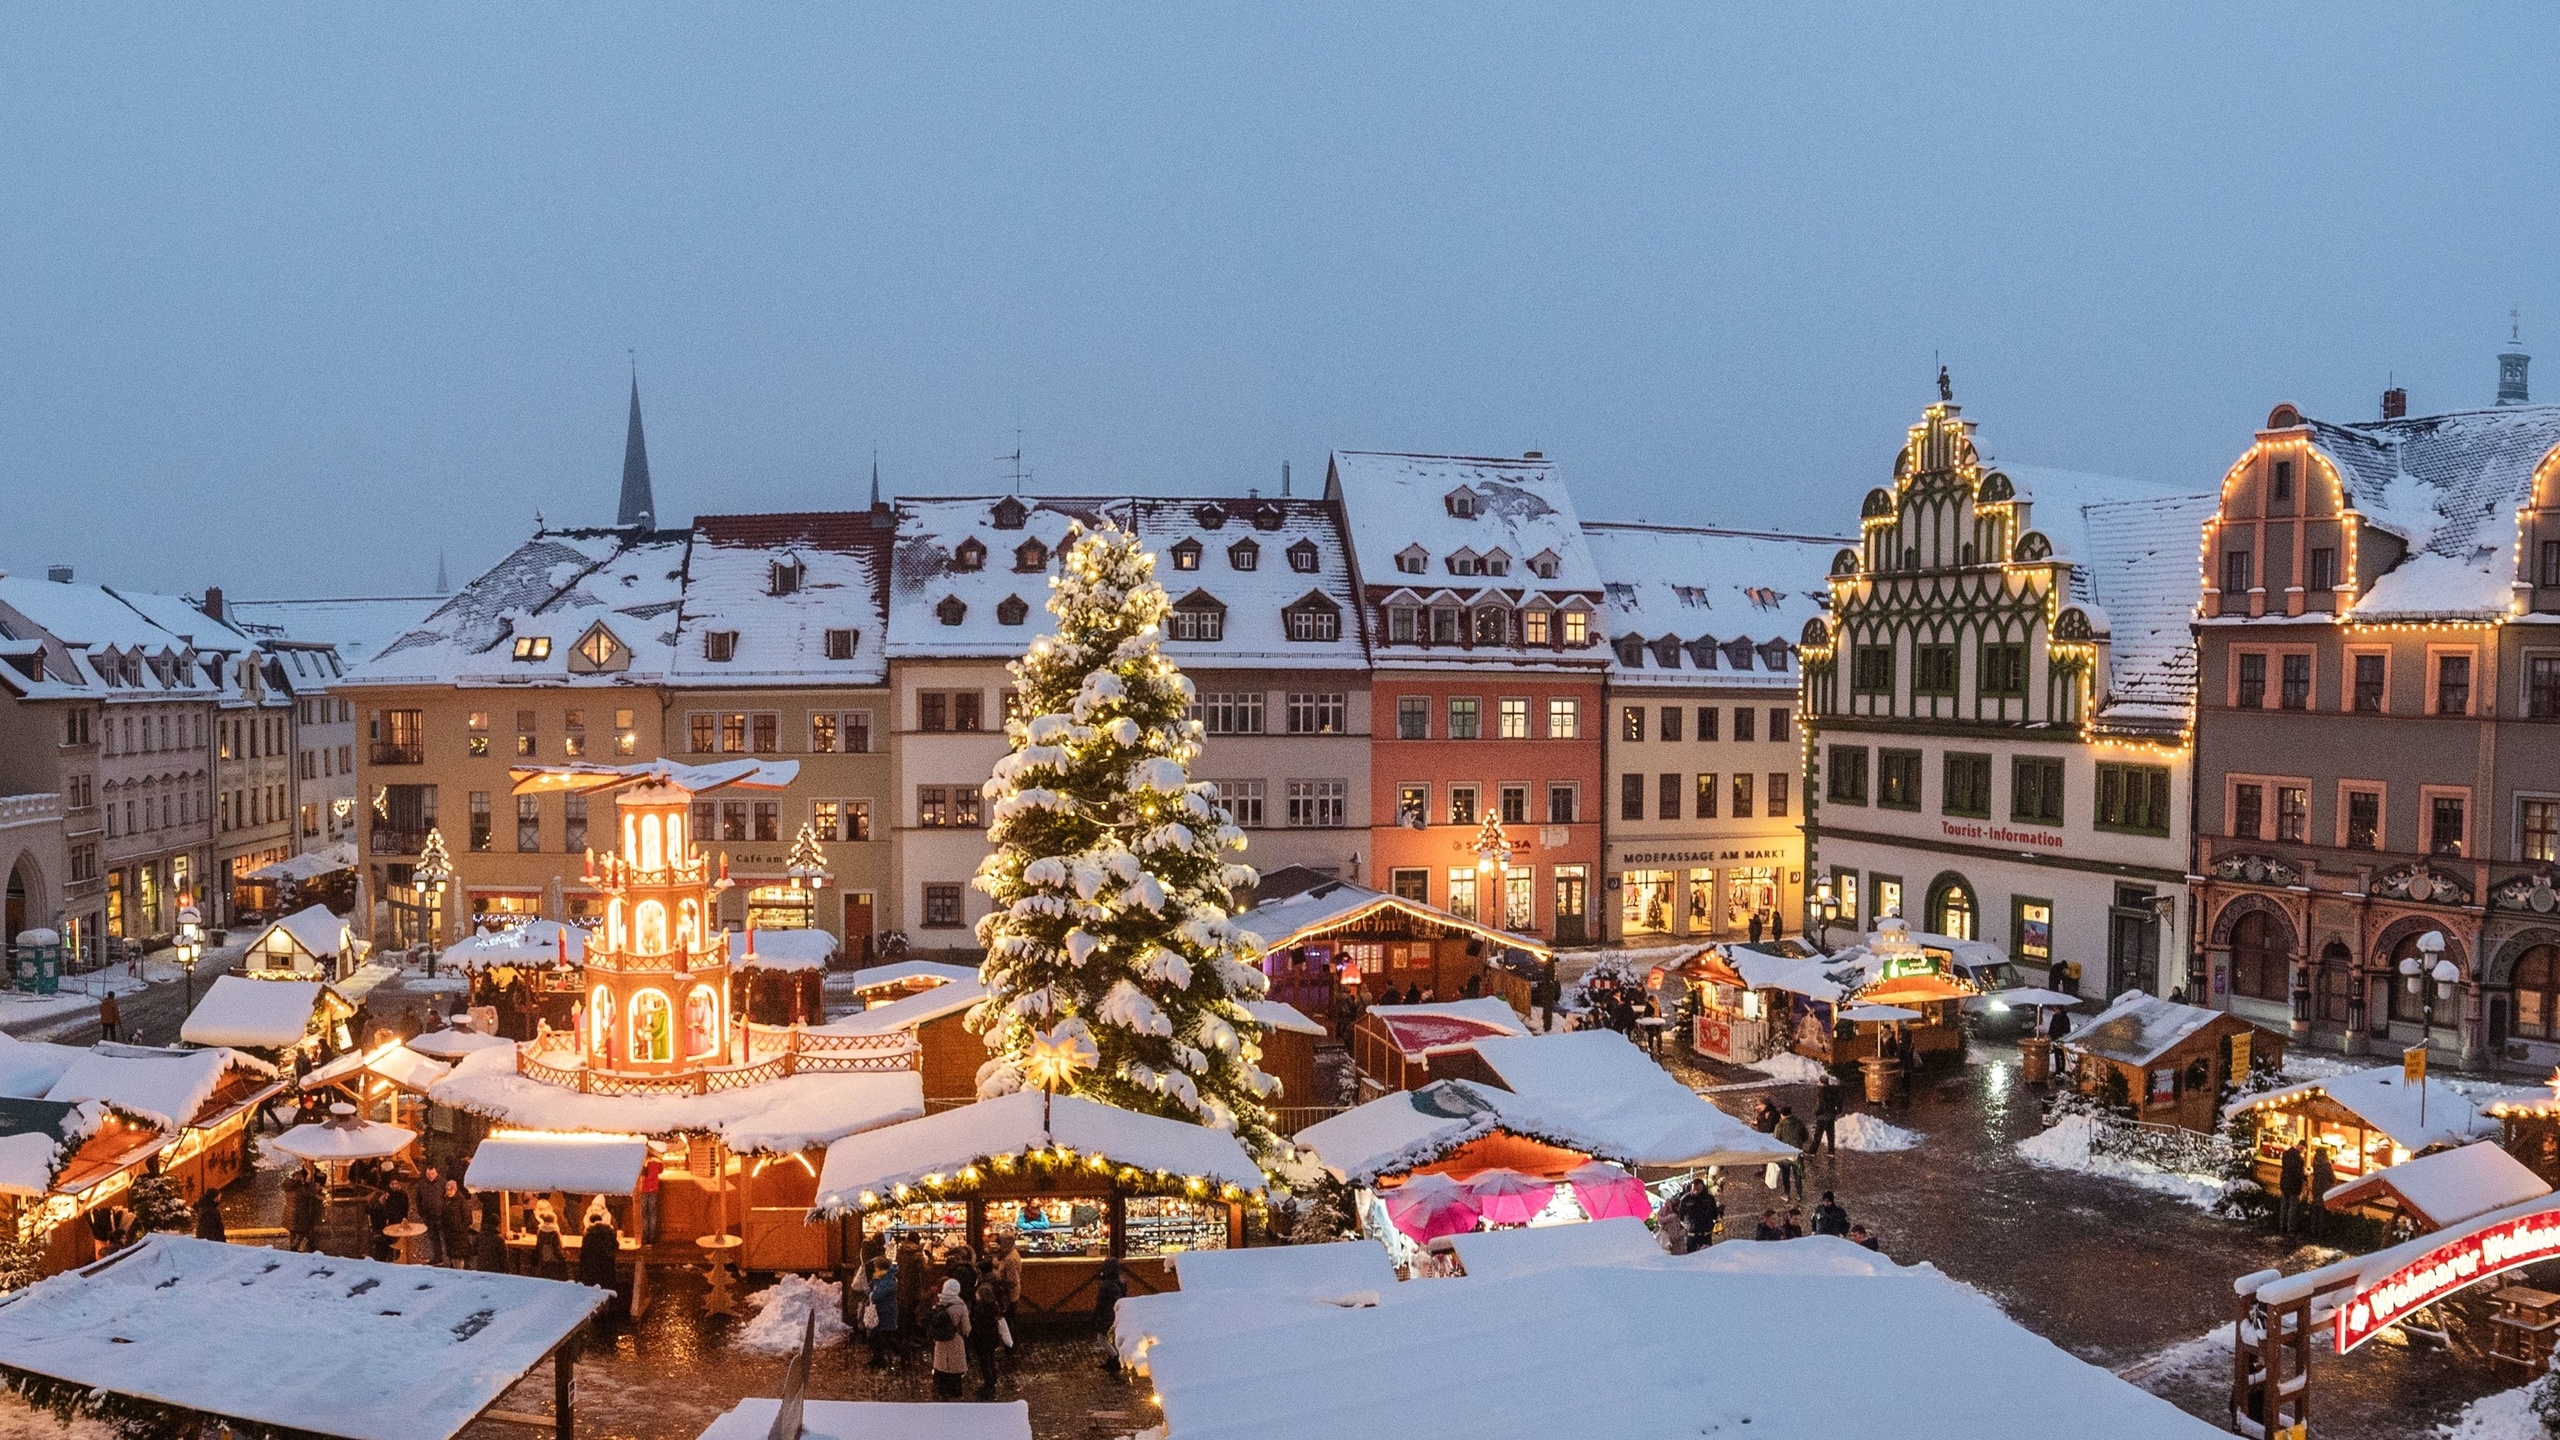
top-left (969, 521), bottom-right (1281, 1158)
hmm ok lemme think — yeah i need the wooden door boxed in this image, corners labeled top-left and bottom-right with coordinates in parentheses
top-left (842, 893), bottom-right (874, 968)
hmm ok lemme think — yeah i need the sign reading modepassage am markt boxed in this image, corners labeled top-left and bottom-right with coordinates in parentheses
top-left (2336, 1208), bottom-right (2560, 1351)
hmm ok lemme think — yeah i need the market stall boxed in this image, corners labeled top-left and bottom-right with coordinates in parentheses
top-left (809, 1090), bottom-right (1266, 1320)
top-left (2058, 991), bottom-right (2282, 1134)
top-left (2318, 1140), bottom-right (2550, 1233)
top-left (735, 927), bottom-right (834, 1025)
top-left (2490, 1083), bottom-right (2560, 1187)
top-left (240, 904), bottom-right (363, 982)
top-left (813, 975), bottom-right (990, 1111)
top-left (1236, 874), bottom-right (1549, 1024)
top-left (1240, 1000), bottom-right (1326, 1132)
top-left (844, 960), bottom-right (984, 1007)
top-left (2229, 1063), bottom-right (2486, 1186)
top-left (1348, 997), bottom-right (1531, 1098)
top-left (177, 974), bottom-right (355, 1065)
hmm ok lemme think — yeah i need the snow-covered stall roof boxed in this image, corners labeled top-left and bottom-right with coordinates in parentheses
top-left (244, 842), bottom-right (358, 883)
top-left (1365, 997), bottom-right (1530, 1058)
top-left (0, 1235), bottom-right (605, 1440)
top-left (738, 927), bottom-right (838, 970)
top-left (2067, 991), bottom-right (2246, 1068)
top-left (2321, 1140), bottom-right (2549, 1230)
top-left (698, 1399), bottom-right (1031, 1440)
top-left (1445, 1214), bottom-right (1666, 1280)
top-left (1581, 522), bottom-right (1844, 690)
top-left (44, 1045), bottom-right (275, 1132)
top-left (2290, 405), bottom-right (2560, 622)
top-left (1117, 1228), bottom-right (2227, 1440)
top-left (812, 1091), bottom-right (1265, 1214)
top-left (670, 512), bottom-right (892, 686)
top-left (847, 959), bottom-right (983, 994)
top-left (303, 1041), bottom-right (452, 1097)
top-left (429, 1042), bottom-right (922, 1152)
top-left (179, 975), bottom-right (337, 1050)
top-left (1463, 1030), bottom-right (1788, 1169)
top-left (1125, 496), bottom-right (1367, 671)
top-left (818, 977), bottom-right (989, 1035)
top-left (466, 1131), bottom-right (649, 1195)
top-left (348, 527), bottom-right (688, 689)
top-left (1169, 1237), bottom-right (1399, 1298)
top-left (404, 1027), bottom-right (515, 1060)
top-left (1241, 1000), bottom-right (1326, 1037)
top-left (0, 1098), bottom-right (96, 1198)
top-left (2228, 1064), bottom-right (2491, 1155)
top-left (887, 495), bottom-right (1125, 659)
top-left (250, 903), bottom-right (354, 961)
top-left (0, 1032), bottom-right (86, 1099)
top-left (443, 920), bottom-right (589, 968)
top-left (1237, 877), bottom-right (1553, 959)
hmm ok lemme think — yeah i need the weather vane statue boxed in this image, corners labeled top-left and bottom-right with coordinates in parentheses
top-left (1937, 364), bottom-right (1953, 403)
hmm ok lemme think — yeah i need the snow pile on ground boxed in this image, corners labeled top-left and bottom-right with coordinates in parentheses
top-left (2016, 1113), bottom-right (2229, 1210)
top-left (2279, 1051), bottom-right (2363, 1083)
top-left (1833, 1113), bottom-right (1921, 1152)
top-left (2438, 1378), bottom-right (2550, 1439)
top-left (2115, 1324), bottom-right (2233, 1390)
top-left (1747, 1053), bottom-right (1830, 1084)
top-left (734, 1275), bottom-right (849, 1355)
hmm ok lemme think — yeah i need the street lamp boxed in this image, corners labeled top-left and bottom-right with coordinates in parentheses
top-left (413, 827), bottom-right (454, 980)
top-left (1471, 814), bottom-right (1512, 931)
top-left (2398, 930), bottom-right (2461, 1035)
top-left (172, 904), bottom-right (204, 1013)
top-left (1812, 881), bottom-right (1842, 955)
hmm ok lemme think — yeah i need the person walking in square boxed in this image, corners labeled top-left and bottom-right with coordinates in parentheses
top-left (1811, 1072), bottom-right (1843, 1155)
top-left (2277, 1140), bottom-right (2306, 1236)
top-left (1771, 1106), bottom-right (1809, 1199)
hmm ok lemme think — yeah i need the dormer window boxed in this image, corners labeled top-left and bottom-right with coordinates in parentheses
top-left (1014, 539), bottom-right (1049, 572)
top-left (512, 635), bottom-right (552, 662)
top-left (1168, 590), bottom-right (1227, 642)
top-left (824, 628), bottom-right (858, 660)
top-left (1523, 608), bottom-right (1552, 646)
top-left (770, 559), bottom-right (805, 596)
top-left (1287, 540), bottom-right (1320, 573)
top-left (1395, 545), bottom-right (1429, 575)
top-left (1448, 548), bottom-right (1484, 577)
top-left (1721, 637), bottom-right (1757, 670)
top-left (1649, 636), bottom-right (1683, 668)
top-left (991, 497), bottom-right (1028, 530)
top-left (1444, 487), bottom-right (1480, 519)
top-left (1284, 592), bottom-right (1342, 642)
top-left (1171, 538), bottom-right (1203, 571)
top-left (1471, 606), bottom-right (1509, 645)
top-left (936, 596), bottom-right (968, 626)
top-left (1193, 504), bottom-right (1228, 530)
top-left (1529, 550), bottom-right (1560, 579)
top-left (703, 630), bottom-right (739, 663)
top-left (953, 537), bottom-right (987, 572)
top-left (571, 622), bottom-right (628, 673)
top-left (1758, 640), bottom-right (1792, 672)
top-left (1228, 540), bottom-right (1260, 571)
top-left (996, 595), bottom-right (1029, 626)
top-left (1251, 503), bottom-right (1284, 531)
top-left (1561, 608), bottom-right (1590, 646)
top-left (1483, 549), bottom-right (1511, 577)
top-left (1616, 636), bottom-right (1645, 667)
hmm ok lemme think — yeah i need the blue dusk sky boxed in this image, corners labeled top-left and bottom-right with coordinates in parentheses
top-left (1, 5), bottom-right (2555, 595)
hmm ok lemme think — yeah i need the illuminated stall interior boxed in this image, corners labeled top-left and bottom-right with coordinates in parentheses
top-left (2231, 1063), bottom-right (2484, 1185)
top-left (1236, 872), bottom-right (1551, 1024)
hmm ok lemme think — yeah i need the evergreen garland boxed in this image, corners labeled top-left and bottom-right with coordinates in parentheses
top-left (968, 521), bottom-right (1281, 1158)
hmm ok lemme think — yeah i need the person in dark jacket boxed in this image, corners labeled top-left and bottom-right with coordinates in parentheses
top-left (1095, 1256), bottom-right (1129, 1372)
top-left (1810, 1073), bottom-right (1843, 1155)
top-left (2277, 1140), bottom-right (2307, 1235)
top-left (1782, 1206), bottom-right (1806, 1239)
top-left (576, 1209), bottom-right (621, 1307)
top-left (1771, 1108), bottom-right (1808, 1199)
top-left (969, 1278), bottom-right (1005, 1398)
top-left (1811, 1191), bottom-right (1851, 1237)
top-left (865, 1257), bottom-right (901, 1369)
top-left (1848, 1223), bottom-right (1881, 1251)
top-left (1751, 1209), bottom-right (1783, 1241)
top-left (2308, 1146), bottom-right (2336, 1239)
top-left (2046, 1006), bottom-right (2071, 1043)
top-left (413, 1166), bottom-right (446, 1265)
top-left (530, 1202), bottom-right (566, 1279)
top-left (438, 1178), bottom-right (474, 1267)
top-left (1750, 1097), bottom-right (1780, 1134)
top-left (895, 1235), bottom-right (927, 1361)
top-left (366, 1187), bottom-right (406, 1262)
top-left (192, 1185), bottom-right (226, 1242)
top-left (1679, 1179), bottom-right (1720, 1251)
top-left (474, 1194), bottom-right (510, 1273)
top-left (284, 1169), bottom-right (324, 1253)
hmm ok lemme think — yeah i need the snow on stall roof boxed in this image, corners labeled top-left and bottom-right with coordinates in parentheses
top-left (2297, 405), bottom-right (2560, 621)
top-left (887, 496), bottom-right (1124, 658)
top-left (0, 1098), bottom-right (96, 1198)
top-left (812, 1091), bottom-right (1264, 1213)
top-left (1445, 1215), bottom-right (1665, 1280)
top-left (256, 903), bottom-right (354, 959)
top-left (0, 1235), bottom-right (605, 1440)
top-left (465, 1131), bottom-right (649, 1195)
top-left (1295, 1070), bottom-right (1794, 1184)
top-left (846, 960), bottom-right (983, 993)
top-left (819, 977), bottom-right (989, 1035)
top-left (2066, 991), bottom-right (2238, 1068)
top-left (1367, 997), bottom-right (1529, 1057)
top-left (698, 1398), bottom-right (1031, 1440)
top-left (1462, 1030), bottom-right (1793, 1169)
top-left (1127, 497), bottom-right (1366, 669)
top-left (1170, 1238), bottom-right (1399, 1298)
top-left (404, 1027), bottom-right (514, 1060)
top-left (1121, 1229), bottom-right (2226, 1440)
top-left (246, 842), bottom-right (357, 883)
top-left (1580, 523), bottom-right (1844, 691)
top-left (669, 513), bottom-right (891, 685)
top-left (0, 1033), bottom-right (86, 1099)
top-left (443, 920), bottom-right (589, 968)
top-left (2322, 1140), bottom-right (2549, 1230)
top-left (44, 1045), bottom-right (272, 1132)
top-left (179, 975), bottom-right (330, 1050)
top-left (739, 927), bottom-right (838, 971)
top-left (223, 595), bottom-right (446, 667)
top-left (429, 1042), bottom-right (922, 1152)
top-left (0, 1130), bottom-right (63, 1198)
top-left (1241, 1000), bottom-right (1326, 1037)
top-left (2227, 1064), bottom-right (2491, 1154)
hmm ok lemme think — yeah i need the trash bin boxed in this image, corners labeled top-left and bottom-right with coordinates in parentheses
top-left (1859, 1054), bottom-right (1901, 1104)
top-left (2019, 1035), bottom-right (2053, 1085)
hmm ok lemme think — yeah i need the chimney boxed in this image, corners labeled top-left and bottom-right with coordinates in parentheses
top-left (45, 565), bottom-right (72, 584)
top-left (201, 587), bottom-right (225, 621)
top-left (1523, 450), bottom-right (1545, 460)
top-left (2382, 387), bottom-right (2407, 420)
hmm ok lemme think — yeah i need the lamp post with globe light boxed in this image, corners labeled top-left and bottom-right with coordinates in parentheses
top-left (172, 904), bottom-right (204, 1012)
top-left (2399, 930), bottom-right (2462, 1127)
top-left (1811, 881), bottom-right (1842, 955)
top-left (413, 827), bottom-right (454, 979)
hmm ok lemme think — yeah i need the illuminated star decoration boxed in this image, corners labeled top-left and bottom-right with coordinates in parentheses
top-left (1024, 1021), bottom-right (1099, 1095)
top-left (2546, 1065), bottom-right (2560, 1108)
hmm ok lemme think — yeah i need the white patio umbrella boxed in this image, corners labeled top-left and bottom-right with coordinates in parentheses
top-left (1840, 1003), bottom-right (1923, 1024)
top-left (271, 1103), bottom-right (417, 1165)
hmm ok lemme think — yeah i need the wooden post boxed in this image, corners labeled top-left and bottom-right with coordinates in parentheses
top-left (554, 1330), bottom-right (579, 1440)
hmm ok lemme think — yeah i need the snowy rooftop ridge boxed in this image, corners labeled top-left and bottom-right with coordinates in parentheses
top-left (1580, 522), bottom-right (1845, 690)
top-left (2294, 404), bottom-right (2560, 621)
top-left (1127, 496), bottom-right (1366, 670)
top-left (887, 495), bottom-right (1125, 659)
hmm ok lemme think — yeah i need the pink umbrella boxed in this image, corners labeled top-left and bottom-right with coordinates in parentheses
top-left (1384, 1174), bottom-right (1483, 1243)
top-left (1464, 1168), bottom-right (1558, 1226)
top-left (1564, 1161), bottom-right (1652, 1221)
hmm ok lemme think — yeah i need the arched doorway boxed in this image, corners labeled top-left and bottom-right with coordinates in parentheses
top-left (2317, 941), bottom-right (2356, 1027)
top-left (2230, 911), bottom-right (2290, 1002)
top-left (5, 853), bottom-right (34, 947)
top-left (1925, 873), bottom-right (1977, 941)
top-left (2510, 945), bottom-right (2560, 1042)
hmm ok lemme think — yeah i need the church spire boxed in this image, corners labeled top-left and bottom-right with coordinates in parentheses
top-left (2498, 310), bottom-right (2532, 406)
top-left (618, 365), bottom-right (657, 529)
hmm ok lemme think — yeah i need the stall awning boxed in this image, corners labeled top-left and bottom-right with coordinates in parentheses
top-left (811, 1091), bottom-right (1265, 1214)
top-left (464, 1132), bottom-right (649, 1196)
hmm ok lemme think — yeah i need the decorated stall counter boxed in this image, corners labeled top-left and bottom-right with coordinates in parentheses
top-left (2229, 1063), bottom-right (2487, 1188)
top-left (810, 1091), bottom-right (1266, 1319)
top-left (177, 974), bottom-right (355, 1065)
top-left (427, 759), bottom-right (926, 1273)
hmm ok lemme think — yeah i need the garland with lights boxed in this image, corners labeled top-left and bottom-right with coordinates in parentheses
top-left (967, 521), bottom-right (1281, 1159)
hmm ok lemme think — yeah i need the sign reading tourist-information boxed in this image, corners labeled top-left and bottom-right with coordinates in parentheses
top-left (2336, 1206), bottom-right (2560, 1352)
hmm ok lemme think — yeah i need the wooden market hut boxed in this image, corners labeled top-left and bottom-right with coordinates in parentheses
top-left (177, 974), bottom-right (356, 1066)
top-left (2227, 1063), bottom-right (2485, 1188)
top-left (1349, 998), bottom-right (1531, 1098)
top-left (1235, 873), bottom-right (1550, 1023)
top-left (734, 927), bottom-right (834, 1026)
top-left (2065, 992), bottom-right (2283, 1134)
top-left (1241, 1001), bottom-right (1327, 1134)
top-left (2490, 1089), bottom-right (2560, 1188)
top-left (241, 904), bottom-right (361, 982)
top-left (815, 976), bottom-right (991, 1112)
top-left (810, 1090), bottom-right (1267, 1320)
top-left (2317, 1141), bottom-right (2550, 1232)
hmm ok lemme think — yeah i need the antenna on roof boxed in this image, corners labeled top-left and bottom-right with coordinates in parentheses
top-left (1282, 460), bottom-right (1292, 497)
top-left (998, 429), bottom-right (1031, 493)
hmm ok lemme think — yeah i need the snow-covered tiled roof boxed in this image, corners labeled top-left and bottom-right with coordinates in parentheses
top-left (2299, 405), bottom-right (2560, 621)
top-left (0, 576), bottom-right (228, 700)
top-left (887, 496), bottom-right (1123, 659)
top-left (670, 512), bottom-right (891, 684)
top-left (1127, 497), bottom-right (1365, 669)
top-left (224, 595), bottom-right (446, 667)
top-left (1327, 452), bottom-right (1602, 593)
top-left (350, 527), bottom-right (685, 686)
top-left (1581, 523), bottom-right (1844, 690)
